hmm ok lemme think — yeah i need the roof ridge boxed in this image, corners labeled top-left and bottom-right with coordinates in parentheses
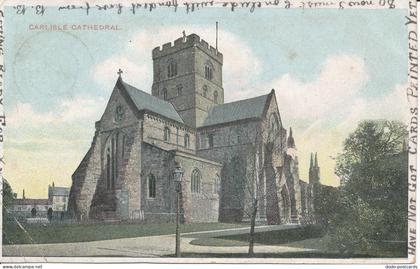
top-left (201, 91), bottom-right (271, 127)
top-left (118, 79), bottom-right (184, 123)
top-left (217, 92), bottom-right (270, 107)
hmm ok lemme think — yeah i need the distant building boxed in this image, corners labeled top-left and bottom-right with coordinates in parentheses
top-left (48, 182), bottom-right (70, 212)
top-left (10, 184), bottom-right (70, 221)
top-left (11, 190), bottom-right (51, 219)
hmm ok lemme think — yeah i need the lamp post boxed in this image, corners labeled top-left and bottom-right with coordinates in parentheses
top-left (173, 163), bottom-right (184, 257)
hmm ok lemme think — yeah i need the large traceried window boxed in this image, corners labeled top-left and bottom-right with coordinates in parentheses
top-left (191, 169), bottom-right (201, 193)
top-left (148, 174), bottom-right (156, 198)
top-left (105, 132), bottom-right (124, 190)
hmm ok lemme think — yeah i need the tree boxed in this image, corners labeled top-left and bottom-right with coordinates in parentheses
top-left (47, 208), bottom-right (53, 221)
top-left (331, 120), bottom-right (408, 254)
top-left (312, 184), bottom-right (340, 229)
top-left (3, 180), bottom-right (14, 209)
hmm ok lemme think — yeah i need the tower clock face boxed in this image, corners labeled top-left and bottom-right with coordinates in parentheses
top-left (115, 105), bottom-right (124, 122)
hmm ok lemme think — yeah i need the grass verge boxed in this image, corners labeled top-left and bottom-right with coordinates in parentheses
top-left (3, 221), bottom-right (247, 245)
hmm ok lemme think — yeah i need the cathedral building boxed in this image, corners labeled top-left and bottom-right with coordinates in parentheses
top-left (68, 33), bottom-right (315, 224)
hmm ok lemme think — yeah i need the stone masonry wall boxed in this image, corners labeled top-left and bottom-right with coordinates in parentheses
top-left (68, 129), bottom-right (102, 221)
top-left (174, 152), bottom-right (221, 223)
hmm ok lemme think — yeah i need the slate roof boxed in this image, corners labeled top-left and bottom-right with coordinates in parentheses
top-left (201, 93), bottom-right (271, 127)
top-left (13, 199), bottom-right (50, 205)
top-left (49, 186), bottom-right (70, 196)
top-left (120, 80), bottom-right (184, 123)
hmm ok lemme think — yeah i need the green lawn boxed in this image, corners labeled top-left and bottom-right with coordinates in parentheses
top-left (189, 226), bottom-right (407, 258)
top-left (3, 221), bottom-right (247, 245)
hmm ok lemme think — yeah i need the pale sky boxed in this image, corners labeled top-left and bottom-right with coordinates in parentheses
top-left (5, 7), bottom-right (409, 198)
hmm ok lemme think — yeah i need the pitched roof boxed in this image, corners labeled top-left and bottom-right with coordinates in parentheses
top-left (49, 186), bottom-right (70, 196)
top-left (119, 79), bottom-right (184, 123)
top-left (201, 93), bottom-right (271, 127)
top-left (13, 199), bottom-right (50, 205)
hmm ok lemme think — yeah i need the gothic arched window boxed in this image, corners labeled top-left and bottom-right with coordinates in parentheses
top-left (148, 174), bottom-right (156, 198)
top-left (115, 105), bottom-right (124, 122)
top-left (162, 88), bottom-right (168, 100)
top-left (122, 135), bottom-right (127, 159)
top-left (164, 127), bottom-right (171, 142)
top-left (214, 174), bottom-right (220, 194)
top-left (177, 85), bottom-right (183, 96)
top-left (106, 148), bottom-right (111, 189)
top-left (270, 113), bottom-right (279, 131)
top-left (184, 134), bottom-right (190, 148)
top-left (208, 133), bottom-right (214, 148)
top-left (203, 85), bottom-right (208, 98)
top-left (213, 91), bottom-right (218, 104)
top-left (191, 169), bottom-right (201, 193)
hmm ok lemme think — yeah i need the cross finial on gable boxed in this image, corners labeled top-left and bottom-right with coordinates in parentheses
top-left (117, 68), bottom-right (123, 78)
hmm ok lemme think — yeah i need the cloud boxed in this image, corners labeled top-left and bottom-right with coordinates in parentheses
top-left (58, 96), bottom-right (107, 122)
top-left (93, 56), bottom-right (151, 91)
top-left (8, 96), bottom-right (106, 128)
top-left (92, 26), bottom-right (262, 95)
top-left (255, 55), bottom-right (408, 185)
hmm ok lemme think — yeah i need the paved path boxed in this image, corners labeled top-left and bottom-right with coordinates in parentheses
top-left (3, 224), bottom-right (314, 258)
top-left (182, 224), bottom-right (299, 238)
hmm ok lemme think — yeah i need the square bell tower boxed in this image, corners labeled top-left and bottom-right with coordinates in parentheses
top-left (151, 33), bottom-right (224, 128)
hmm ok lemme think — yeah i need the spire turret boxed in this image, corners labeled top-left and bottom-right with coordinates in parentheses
top-left (309, 152), bottom-right (320, 185)
top-left (287, 127), bottom-right (296, 148)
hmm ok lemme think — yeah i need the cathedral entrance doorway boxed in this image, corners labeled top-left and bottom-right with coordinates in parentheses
top-left (280, 185), bottom-right (290, 223)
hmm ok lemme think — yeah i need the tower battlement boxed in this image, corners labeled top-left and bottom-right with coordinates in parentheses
top-left (152, 33), bottom-right (223, 63)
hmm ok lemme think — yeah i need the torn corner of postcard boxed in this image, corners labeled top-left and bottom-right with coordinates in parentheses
top-left (0, 0), bottom-right (417, 265)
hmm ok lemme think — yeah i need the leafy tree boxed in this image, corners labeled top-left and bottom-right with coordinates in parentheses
top-left (3, 180), bottom-right (14, 209)
top-left (331, 120), bottom-right (407, 254)
top-left (312, 184), bottom-right (341, 229)
top-left (47, 208), bottom-right (53, 221)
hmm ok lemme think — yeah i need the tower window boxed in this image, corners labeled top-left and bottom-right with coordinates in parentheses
top-left (184, 134), bottom-right (190, 148)
top-left (191, 169), bottom-right (201, 193)
top-left (168, 60), bottom-right (177, 78)
top-left (205, 65), bottom-right (213, 80)
top-left (164, 127), bottom-right (171, 142)
top-left (203, 85), bottom-right (208, 98)
top-left (213, 91), bottom-right (218, 104)
top-left (148, 174), bottom-right (156, 198)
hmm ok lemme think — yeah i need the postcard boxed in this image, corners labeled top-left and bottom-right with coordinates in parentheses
top-left (0, 0), bottom-right (417, 265)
